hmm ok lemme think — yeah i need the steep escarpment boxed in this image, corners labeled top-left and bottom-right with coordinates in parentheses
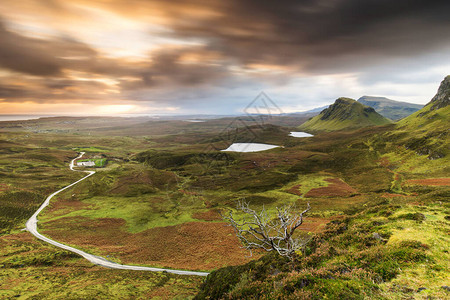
top-left (394, 75), bottom-right (450, 159)
top-left (428, 75), bottom-right (450, 111)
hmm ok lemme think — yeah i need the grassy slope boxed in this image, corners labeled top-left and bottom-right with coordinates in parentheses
top-left (196, 79), bottom-right (450, 299)
top-left (195, 135), bottom-right (450, 299)
top-left (398, 97), bottom-right (449, 130)
top-left (0, 101), bottom-right (448, 299)
top-left (387, 77), bottom-right (450, 161)
top-left (299, 97), bottom-right (392, 132)
top-left (196, 195), bottom-right (449, 299)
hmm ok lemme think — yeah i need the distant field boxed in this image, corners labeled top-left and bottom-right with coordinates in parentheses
top-left (74, 147), bottom-right (110, 153)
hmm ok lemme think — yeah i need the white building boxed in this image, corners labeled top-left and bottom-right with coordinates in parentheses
top-left (77, 161), bottom-right (95, 167)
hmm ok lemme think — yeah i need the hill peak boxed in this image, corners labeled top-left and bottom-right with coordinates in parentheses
top-left (335, 97), bottom-right (356, 104)
top-left (299, 97), bottom-right (391, 132)
top-left (429, 75), bottom-right (450, 110)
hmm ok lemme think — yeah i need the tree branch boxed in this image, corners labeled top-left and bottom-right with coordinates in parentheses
top-left (222, 201), bottom-right (311, 260)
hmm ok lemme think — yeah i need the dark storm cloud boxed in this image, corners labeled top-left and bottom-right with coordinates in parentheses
top-left (0, 11), bottom-right (232, 101)
top-left (154, 0), bottom-right (450, 71)
top-left (0, 19), bottom-right (62, 76)
top-left (0, 16), bottom-right (143, 79)
top-left (136, 48), bottom-right (229, 88)
top-left (0, 77), bottom-right (112, 103)
top-left (1, 0), bottom-right (449, 109)
top-left (0, 84), bottom-right (30, 99)
top-left (25, 0), bottom-right (450, 73)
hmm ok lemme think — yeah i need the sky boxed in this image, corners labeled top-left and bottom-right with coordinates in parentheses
top-left (0, 0), bottom-right (449, 116)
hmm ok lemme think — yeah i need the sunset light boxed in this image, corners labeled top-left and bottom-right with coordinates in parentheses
top-left (0, 0), bottom-right (448, 116)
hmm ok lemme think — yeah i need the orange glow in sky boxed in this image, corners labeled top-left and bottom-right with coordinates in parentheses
top-left (0, 0), bottom-right (449, 115)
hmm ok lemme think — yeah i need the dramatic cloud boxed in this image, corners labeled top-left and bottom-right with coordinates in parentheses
top-left (0, 19), bottom-right (62, 76)
top-left (0, 0), bottom-right (449, 114)
top-left (73, 0), bottom-right (450, 67)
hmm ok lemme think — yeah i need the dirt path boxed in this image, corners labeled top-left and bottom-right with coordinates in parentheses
top-left (25, 152), bottom-right (209, 276)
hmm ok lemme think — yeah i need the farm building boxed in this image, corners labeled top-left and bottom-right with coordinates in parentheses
top-left (77, 161), bottom-right (95, 167)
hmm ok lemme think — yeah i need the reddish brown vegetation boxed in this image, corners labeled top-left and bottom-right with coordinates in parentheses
top-left (382, 193), bottom-right (407, 198)
top-left (286, 184), bottom-right (302, 196)
top-left (300, 217), bottom-right (335, 233)
top-left (42, 217), bottom-right (257, 271)
top-left (110, 170), bottom-right (177, 194)
top-left (0, 183), bottom-right (9, 192)
top-left (179, 189), bottom-right (198, 195)
top-left (305, 178), bottom-right (358, 198)
top-left (378, 157), bottom-right (390, 167)
top-left (407, 201), bottom-right (426, 206)
top-left (1, 231), bottom-right (36, 244)
top-left (46, 198), bottom-right (92, 217)
top-left (192, 209), bottom-right (222, 221)
top-left (406, 178), bottom-right (450, 186)
top-left (109, 172), bottom-right (152, 194)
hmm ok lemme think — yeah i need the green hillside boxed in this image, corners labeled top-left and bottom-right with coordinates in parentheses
top-left (393, 75), bottom-right (450, 159)
top-left (194, 76), bottom-right (450, 300)
top-left (398, 75), bottom-right (450, 129)
top-left (358, 96), bottom-right (422, 120)
top-left (299, 97), bottom-right (392, 132)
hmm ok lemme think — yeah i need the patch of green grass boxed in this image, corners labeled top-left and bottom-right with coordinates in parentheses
top-left (43, 194), bottom-right (198, 233)
top-left (381, 148), bottom-right (449, 177)
top-left (381, 205), bottom-right (450, 293)
top-left (73, 146), bottom-right (110, 153)
top-left (286, 174), bottom-right (330, 197)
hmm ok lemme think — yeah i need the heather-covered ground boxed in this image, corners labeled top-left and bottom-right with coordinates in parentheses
top-left (0, 114), bottom-right (448, 299)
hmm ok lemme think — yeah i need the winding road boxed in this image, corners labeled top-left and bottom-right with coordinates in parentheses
top-left (25, 152), bottom-right (209, 277)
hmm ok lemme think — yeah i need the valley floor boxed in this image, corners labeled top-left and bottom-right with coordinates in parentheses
top-left (0, 117), bottom-right (448, 299)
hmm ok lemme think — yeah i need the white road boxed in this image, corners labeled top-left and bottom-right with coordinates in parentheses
top-left (25, 152), bottom-right (209, 277)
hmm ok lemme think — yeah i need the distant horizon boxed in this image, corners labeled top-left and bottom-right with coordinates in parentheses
top-left (0, 113), bottom-right (252, 122)
top-left (0, 92), bottom-right (430, 122)
top-left (0, 92), bottom-right (430, 120)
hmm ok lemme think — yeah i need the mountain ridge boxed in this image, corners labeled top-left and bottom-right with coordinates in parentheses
top-left (357, 96), bottom-right (422, 120)
top-left (298, 97), bottom-right (392, 132)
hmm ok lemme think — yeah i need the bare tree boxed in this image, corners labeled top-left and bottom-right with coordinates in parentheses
top-left (222, 201), bottom-right (311, 260)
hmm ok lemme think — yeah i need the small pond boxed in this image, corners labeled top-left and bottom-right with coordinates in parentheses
top-left (289, 131), bottom-right (313, 138)
top-left (221, 143), bottom-right (279, 153)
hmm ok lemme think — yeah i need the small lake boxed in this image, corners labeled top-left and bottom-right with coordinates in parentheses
top-left (289, 131), bottom-right (313, 138)
top-left (221, 143), bottom-right (279, 153)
